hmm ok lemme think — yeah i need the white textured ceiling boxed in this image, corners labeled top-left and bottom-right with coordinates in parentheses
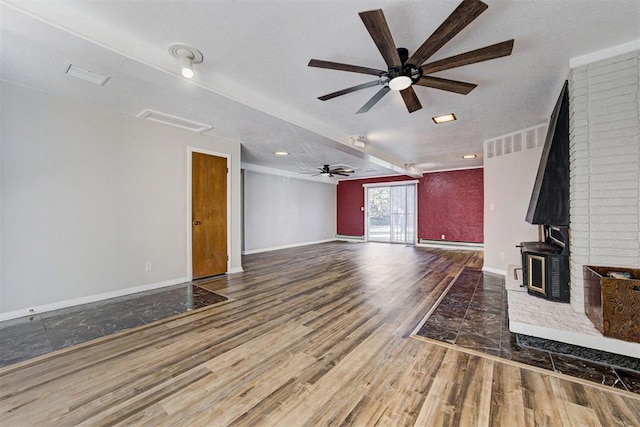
top-left (1, 0), bottom-right (639, 179)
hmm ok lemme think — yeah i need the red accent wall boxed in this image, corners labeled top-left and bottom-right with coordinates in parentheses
top-left (336, 169), bottom-right (484, 243)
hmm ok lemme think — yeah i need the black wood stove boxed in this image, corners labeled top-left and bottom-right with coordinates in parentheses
top-left (519, 226), bottom-right (569, 303)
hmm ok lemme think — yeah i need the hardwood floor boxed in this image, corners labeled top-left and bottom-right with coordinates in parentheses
top-left (1, 242), bottom-right (638, 426)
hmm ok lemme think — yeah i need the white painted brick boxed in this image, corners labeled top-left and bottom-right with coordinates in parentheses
top-left (572, 111), bottom-right (589, 122)
top-left (569, 213), bottom-right (590, 223)
top-left (570, 158), bottom-right (591, 172)
top-left (591, 189), bottom-right (638, 199)
top-left (571, 67), bottom-right (588, 79)
top-left (588, 76), bottom-right (638, 95)
top-left (588, 67), bottom-right (639, 85)
top-left (571, 95), bottom-right (588, 106)
top-left (588, 57), bottom-right (639, 77)
top-left (589, 255), bottom-right (639, 267)
top-left (571, 246), bottom-right (590, 256)
top-left (571, 190), bottom-right (591, 201)
top-left (589, 117), bottom-right (639, 133)
top-left (589, 230), bottom-right (640, 241)
top-left (570, 254), bottom-right (591, 265)
top-left (591, 144), bottom-right (639, 158)
top-left (588, 51), bottom-right (638, 69)
top-left (569, 50), bottom-right (640, 307)
top-left (587, 92), bottom-right (637, 109)
top-left (573, 118), bottom-right (589, 128)
top-left (590, 205), bottom-right (638, 215)
top-left (589, 84), bottom-right (639, 101)
top-left (571, 178), bottom-right (590, 188)
top-left (590, 239), bottom-right (639, 249)
top-left (570, 231), bottom-right (590, 241)
top-left (589, 214), bottom-right (639, 224)
top-left (590, 162), bottom-right (638, 174)
top-left (589, 102), bottom-right (639, 119)
top-left (570, 133), bottom-right (589, 144)
top-left (589, 197), bottom-right (638, 207)
top-left (571, 126), bottom-right (589, 137)
top-left (571, 149), bottom-right (590, 160)
top-left (589, 154), bottom-right (638, 166)
top-left (571, 222), bottom-right (591, 232)
top-left (588, 171), bottom-right (639, 183)
top-left (572, 64), bottom-right (588, 73)
top-left (569, 199), bottom-right (589, 208)
top-left (591, 248), bottom-right (640, 258)
top-left (590, 109), bottom-right (639, 124)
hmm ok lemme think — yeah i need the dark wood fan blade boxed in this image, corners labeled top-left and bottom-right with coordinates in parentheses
top-left (318, 80), bottom-right (383, 101)
top-left (421, 40), bottom-right (514, 74)
top-left (356, 86), bottom-right (391, 114)
top-left (407, 0), bottom-right (488, 67)
top-left (400, 86), bottom-right (422, 113)
top-left (308, 59), bottom-right (386, 77)
top-left (416, 76), bottom-right (477, 94)
top-left (359, 9), bottom-right (402, 68)
top-left (335, 172), bottom-right (350, 176)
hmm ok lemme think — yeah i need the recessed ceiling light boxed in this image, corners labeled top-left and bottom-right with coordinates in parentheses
top-left (273, 151), bottom-right (289, 156)
top-left (462, 154), bottom-right (477, 159)
top-left (432, 113), bottom-right (457, 124)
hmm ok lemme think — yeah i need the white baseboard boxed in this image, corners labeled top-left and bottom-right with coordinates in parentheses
top-left (416, 242), bottom-right (484, 251)
top-left (242, 239), bottom-right (336, 255)
top-left (228, 267), bottom-right (244, 274)
top-left (482, 266), bottom-right (507, 276)
top-left (336, 235), bottom-right (365, 243)
top-left (0, 277), bottom-right (189, 322)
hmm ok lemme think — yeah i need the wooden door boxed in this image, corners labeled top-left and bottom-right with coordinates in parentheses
top-left (192, 152), bottom-right (227, 279)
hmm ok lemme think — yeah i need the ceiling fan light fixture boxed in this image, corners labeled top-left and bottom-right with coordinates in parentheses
top-left (432, 113), bottom-right (457, 124)
top-left (389, 75), bottom-right (412, 91)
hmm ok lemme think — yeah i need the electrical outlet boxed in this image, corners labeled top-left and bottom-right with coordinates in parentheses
top-left (441, 234), bottom-right (445, 240)
top-left (145, 261), bottom-right (152, 272)
top-left (499, 252), bottom-right (505, 260)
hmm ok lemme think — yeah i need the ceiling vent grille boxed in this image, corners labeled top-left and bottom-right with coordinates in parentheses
top-left (65, 63), bottom-right (110, 86)
top-left (484, 124), bottom-right (546, 159)
top-left (137, 109), bottom-right (212, 133)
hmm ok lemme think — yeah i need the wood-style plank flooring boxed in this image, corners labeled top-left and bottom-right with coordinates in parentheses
top-left (1, 242), bottom-right (639, 426)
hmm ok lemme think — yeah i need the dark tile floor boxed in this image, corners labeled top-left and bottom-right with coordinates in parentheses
top-left (415, 267), bottom-right (640, 394)
top-left (0, 284), bottom-right (227, 368)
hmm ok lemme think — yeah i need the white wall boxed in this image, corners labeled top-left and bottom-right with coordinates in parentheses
top-left (483, 126), bottom-right (546, 274)
top-left (0, 82), bottom-right (242, 316)
top-left (569, 48), bottom-right (640, 312)
top-left (243, 169), bottom-right (336, 253)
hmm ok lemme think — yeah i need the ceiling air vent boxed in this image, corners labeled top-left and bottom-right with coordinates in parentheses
top-left (137, 109), bottom-right (212, 133)
top-left (64, 63), bottom-right (110, 86)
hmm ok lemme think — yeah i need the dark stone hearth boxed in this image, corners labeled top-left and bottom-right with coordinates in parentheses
top-left (414, 267), bottom-right (640, 394)
top-left (0, 284), bottom-right (227, 367)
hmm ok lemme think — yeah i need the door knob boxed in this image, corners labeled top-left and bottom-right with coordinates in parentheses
top-left (193, 220), bottom-right (201, 226)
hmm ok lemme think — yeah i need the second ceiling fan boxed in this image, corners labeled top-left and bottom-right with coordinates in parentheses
top-left (308, 0), bottom-right (514, 114)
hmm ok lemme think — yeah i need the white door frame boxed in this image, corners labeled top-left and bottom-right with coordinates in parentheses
top-left (186, 147), bottom-right (232, 280)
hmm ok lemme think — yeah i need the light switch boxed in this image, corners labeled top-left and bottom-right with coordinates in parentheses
top-left (489, 203), bottom-right (495, 211)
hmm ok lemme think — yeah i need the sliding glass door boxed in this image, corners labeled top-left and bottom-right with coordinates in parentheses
top-left (366, 183), bottom-right (416, 244)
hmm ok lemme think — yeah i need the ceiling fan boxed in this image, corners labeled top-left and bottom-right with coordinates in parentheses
top-left (301, 164), bottom-right (355, 177)
top-left (308, 0), bottom-right (514, 114)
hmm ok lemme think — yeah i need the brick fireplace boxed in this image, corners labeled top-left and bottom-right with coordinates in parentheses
top-left (568, 47), bottom-right (640, 313)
